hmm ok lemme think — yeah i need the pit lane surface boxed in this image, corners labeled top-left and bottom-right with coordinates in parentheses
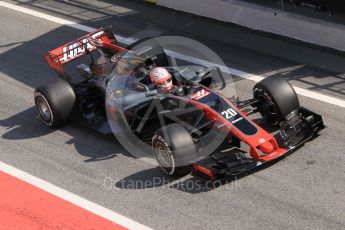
top-left (0, 1), bottom-right (345, 229)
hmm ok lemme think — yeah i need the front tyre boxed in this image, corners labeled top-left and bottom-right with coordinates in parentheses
top-left (253, 76), bottom-right (300, 126)
top-left (152, 124), bottom-right (198, 177)
top-left (34, 78), bottom-right (76, 128)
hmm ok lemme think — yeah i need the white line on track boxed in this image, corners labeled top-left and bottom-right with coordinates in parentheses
top-left (1, 1), bottom-right (344, 108)
top-left (0, 161), bottom-right (152, 230)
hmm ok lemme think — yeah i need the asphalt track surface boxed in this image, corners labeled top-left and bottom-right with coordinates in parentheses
top-left (0, 0), bottom-right (345, 229)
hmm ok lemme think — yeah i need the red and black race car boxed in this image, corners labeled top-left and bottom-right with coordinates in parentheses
top-left (34, 26), bottom-right (324, 181)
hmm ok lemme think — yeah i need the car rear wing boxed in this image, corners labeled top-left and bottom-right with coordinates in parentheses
top-left (44, 26), bottom-right (126, 74)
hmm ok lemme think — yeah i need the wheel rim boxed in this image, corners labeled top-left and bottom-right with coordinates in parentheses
top-left (36, 97), bottom-right (52, 122)
top-left (255, 89), bottom-right (279, 123)
top-left (154, 142), bottom-right (174, 175)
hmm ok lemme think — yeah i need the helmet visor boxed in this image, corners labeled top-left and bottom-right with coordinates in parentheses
top-left (155, 78), bottom-right (172, 88)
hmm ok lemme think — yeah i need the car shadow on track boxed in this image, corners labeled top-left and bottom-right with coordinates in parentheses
top-left (169, 157), bottom-right (292, 194)
top-left (114, 161), bottom-right (284, 194)
top-left (0, 107), bottom-right (131, 163)
top-left (0, 107), bottom-right (55, 139)
top-left (114, 167), bottom-right (179, 190)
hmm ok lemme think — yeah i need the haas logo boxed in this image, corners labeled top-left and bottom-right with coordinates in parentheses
top-left (191, 89), bottom-right (210, 100)
top-left (59, 31), bottom-right (104, 63)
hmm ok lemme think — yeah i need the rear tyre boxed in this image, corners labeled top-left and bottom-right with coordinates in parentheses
top-left (253, 76), bottom-right (300, 126)
top-left (34, 78), bottom-right (76, 128)
top-left (152, 124), bottom-right (198, 177)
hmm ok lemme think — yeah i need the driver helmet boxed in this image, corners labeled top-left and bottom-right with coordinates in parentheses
top-left (149, 67), bottom-right (173, 93)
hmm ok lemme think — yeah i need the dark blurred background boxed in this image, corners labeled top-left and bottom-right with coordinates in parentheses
top-left (236, 0), bottom-right (345, 28)
top-left (242, 0), bottom-right (345, 17)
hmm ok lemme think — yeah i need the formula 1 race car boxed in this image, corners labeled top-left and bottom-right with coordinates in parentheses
top-left (34, 26), bottom-right (324, 181)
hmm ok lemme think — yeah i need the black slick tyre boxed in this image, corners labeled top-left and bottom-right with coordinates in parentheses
top-left (152, 124), bottom-right (198, 177)
top-left (34, 78), bottom-right (76, 128)
top-left (253, 76), bottom-right (300, 126)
